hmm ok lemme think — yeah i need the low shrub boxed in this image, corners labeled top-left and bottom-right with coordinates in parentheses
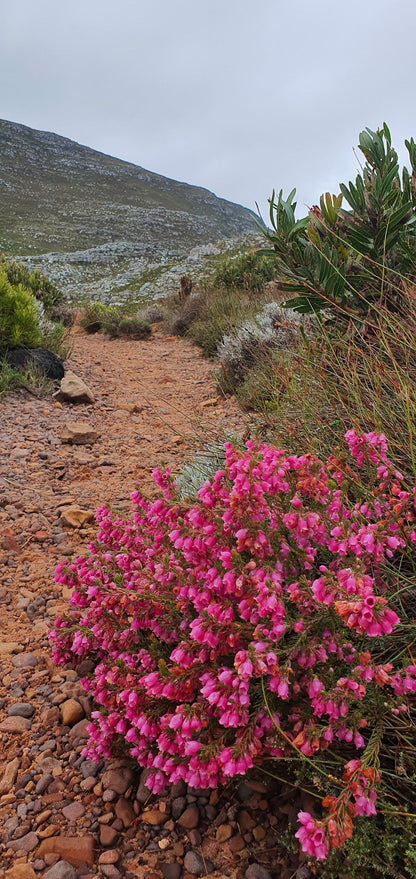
top-left (0, 255), bottom-right (63, 310)
top-left (187, 287), bottom-right (258, 357)
top-left (103, 315), bottom-right (152, 340)
top-left (79, 302), bottom-right (109, 334)
top-left (51, 431), bottom-right (416, 872)
top-left (0, 275), bottom-right (43, 354)
top-left (216, 302), bottom-right (303, 394)
top-left (213, 249), bottom-right (277, 295)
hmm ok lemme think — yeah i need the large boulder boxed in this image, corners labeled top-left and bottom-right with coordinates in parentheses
top-left (4, 348), bottom-right (64, 380)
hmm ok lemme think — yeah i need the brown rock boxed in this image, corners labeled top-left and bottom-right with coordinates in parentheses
top-left (216, 824), bottom-right (233, 842)
top-left (177, 804), bottom-right (199, 830)
top-left (0, 716), bottom-right (31, 733)
top-left (115, 797), bottom-right (136, 828)
top-left (100, 825), bottom-right (119, 847)
top-left (0, 757), bottom-right (20, 795)
top-left (60, 506), bottom-right (95, 528)
top-left (102, 764), bottom-right (135, 795)
top-left (5, 865), bottom-right (36, 879)
top-left (60, 699), bottom-right (85, 726)
top-left (58, 372), bottom-right (95, 405)
top-left (238, 810), bottom-right (256, 831)
top-left (37, 836), bottom-right (95, 866)
top-left (228, 834), bottom-right (246, 853)
top-left (60, 423), bottom-right (98, 445)
top-left (8, 832), bottom-right (39, 852)
top-left (98, 851), bottom-right (120, 866)
top-left (141, 809), bottom-right (167, 826)
top-left (252, 825), bottom-right (267, 842)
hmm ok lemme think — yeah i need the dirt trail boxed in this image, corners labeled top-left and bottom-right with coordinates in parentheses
top-left (0, 329), bottom-right (303, 879)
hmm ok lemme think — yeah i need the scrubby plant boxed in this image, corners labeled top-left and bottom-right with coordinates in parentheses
top-left (51, 431), bottom-right (416, 874)
top-left (262, 124), bottom-right (416, 325)
top-left (0, 275), bottom-right (43, 354)
top-left (216, 301), bottom-right (303, 393)
top-left (0, 255), bottom-right (63, 310)
top-left (103, 315), bottom-right (152, 340)
top-left (213, 249), bottom-right (277, 295)
top-left (79, 302), bottom-right (110, 334)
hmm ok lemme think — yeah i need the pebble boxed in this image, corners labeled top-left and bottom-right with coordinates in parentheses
top-left (7, 703), bottom-right (35, 718)
top-left (0, 716), bottom-right (31, 733)
top-left (177, 804), bottom-right (199, 829)
top-left (244, 866), bottom-right (272, 879)
top-left (11, 653), bottom-right (38, 668)
top-left (141, 809), bottom-right (168, 826)
top-left (183, 852), bottom-right (214, 876)
top-left (37, 836), bottom-right (95, 867)
top-left (8, 831), bottom-right (39, 852)
top-left (44, 863), bottom-right (78, 879)
top-left (60, 699), bottom-right (84, 726)
top-left (62, 802), bottom-right (85, 820)
top-left (102, 764), bottom-right (135, 795)
top-left (0, 757), bottom-right (20, 795)
top-left (161, 865), bottom-right (182, 879)
top-left (99, 825), bottom-right (119, 847)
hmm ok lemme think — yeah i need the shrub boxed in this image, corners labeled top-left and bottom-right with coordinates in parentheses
top-left (0, 275), bottom-right (43, 354)
top-left (187, 287), bottom-right (258, 357)
top-left (216, 302), bottom-right (302, 393)
top-left (51, 431), bottom-right (416, 870)
top-left (103, 315), bottom-right (152, 340)
top-left (262, 124), bottom-right (416, 325)
top-left (0, 256), bottom-right (63, 310)
top-left (79, 302), bottom-right (109, 334)
top-left (213, 249), bottom-right (277, 295)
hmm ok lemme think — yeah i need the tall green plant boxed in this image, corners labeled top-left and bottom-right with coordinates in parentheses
top-left (262, 124), bottom-right (416, 323)
top-left (0, 275), bottom-right (42, 354)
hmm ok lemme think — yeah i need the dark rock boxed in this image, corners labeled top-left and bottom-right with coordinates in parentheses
top-left (183, 851), bottom-right (214, 876)
top-left (44, 862), bottom-right (78, 879)
top-left (244, 866), bottom-right (272, 879)
top-left (161, 865), bottom-right (182, 879)
top-left (5, 348), bottom-right (64, 380)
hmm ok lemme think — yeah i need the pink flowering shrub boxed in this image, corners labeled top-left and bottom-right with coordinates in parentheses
top-left (50, 430), bottom-right (416, 861)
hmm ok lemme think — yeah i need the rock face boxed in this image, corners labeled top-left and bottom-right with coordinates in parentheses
top-left (4, 348), bottom-right (64, 380)
top-left (0, 118), bottom-right (258, 301)
top-left (57, 371), bottom-right (94, 404)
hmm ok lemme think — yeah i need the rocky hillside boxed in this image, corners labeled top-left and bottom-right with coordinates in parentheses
top-left (0, 119), bottom-right (259, 301)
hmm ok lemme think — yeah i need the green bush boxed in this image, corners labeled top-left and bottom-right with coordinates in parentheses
top-left (0, 256), bottom-right (63, 310)
top-left (103, 315), bottom-right (152, 340)
top-left (213, 249), bottom-right (277, 294)
top-left (263, 124), bottom-right (416, 325)
top-left (79, 301), bottom-right (109, 334)
top-left (0, 275), bottom-right (43, 355)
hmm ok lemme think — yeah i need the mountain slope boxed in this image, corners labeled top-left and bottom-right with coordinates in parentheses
top-left (0, 119), bottom-right (258, 299)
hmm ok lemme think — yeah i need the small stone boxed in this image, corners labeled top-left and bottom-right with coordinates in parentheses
top-left (161, 865), bottom-right (182, 879)
top-left (37, 836), bottom-right (95, 867)
top-left (252, 825), bottom-right (267, 842)
top-left (0, 641), bottom-right (21, 654)
top-left (68, 718), bottom-right (89, 739)
top-left (238, 810), bottom-right (256, 831)
top-left (60, 699), bottom-right (85, 726)
top-left (141, 809), bottom-right (167, 826)
top-left (11, 653), bottom-right (37, 668)
top-left (100, 825), bottom-right (119, 847)
top-left (7, 703), bottom-right (35, 718)
top-left (98, 852), bottom-right (120, 866)
top-left (58, 372), bottom-right (95, 405)
top-left (60, 506), bottom-right (95, 529)
top-left (35, 774), bottom-right (53, 795)
top-left (100, 867), bottom-right (121, 879)
top-left (44, 862), bottom-right (78, 879)
top-left (183, 851), bottom-right (213, 876)
top-left (102, 764), bottom-right (135, 795)
top-left (8, 831), bottom-right (39, 852)
top-left (244, 866), bottom-right (272, 879)
top-left (229, 834), bottom-right (246, 853)
top-left (80, 760), bottom-right (101, 778)
top-left (0, 756), bottom-right (20, 795)
top-left (115, 797), bottom-right (135, 828)
top-left (62, 802), bottom-right (85, 821)
top-left (60, 423), bottom-right (98, 445)
top-left (216, 824), bottom-right (233, 842)
top-left (0, 716), bottom-right (31, 733)
top-left (5, 865), bottom-right (37, 879)
top-left (177, 804), bottom-right (199, 830)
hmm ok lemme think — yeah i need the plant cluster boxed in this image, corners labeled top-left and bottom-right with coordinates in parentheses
top-left (216, 301), bottom-right (303, 394)
top-left (0, 255), bottom-right (63, 310)
top-left (50, 431), bottom-right (416, 868)
top-left (213, 249), bottom-right (277, 295)
top-left (0, 274), bottom-right (43, 355)
top-left (80, 301), bottom-right (152, 340)
top-left (262, 124), bottom-right (416, 324)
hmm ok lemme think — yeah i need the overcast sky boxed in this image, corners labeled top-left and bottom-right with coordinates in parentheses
top-left (2, 0), bottom-right (416, 218)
